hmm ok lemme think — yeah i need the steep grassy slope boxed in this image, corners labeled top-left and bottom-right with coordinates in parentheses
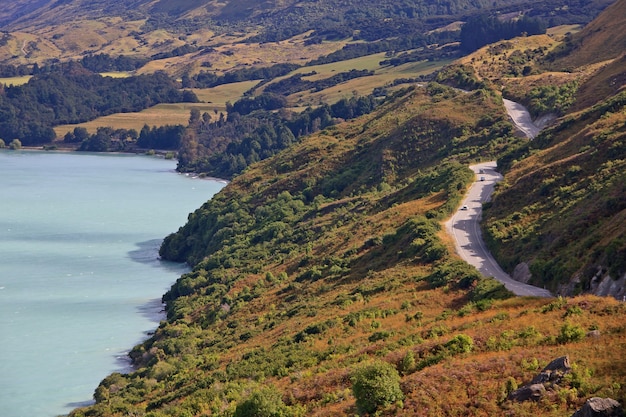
top-left (484, 91), bottom-right (626, 295)
top-left (546, 0), bottom-right (626, 69)
top-left (431, 0), bottom-right (626, 298)
top-left (67, 84), bottom-right (626, 417)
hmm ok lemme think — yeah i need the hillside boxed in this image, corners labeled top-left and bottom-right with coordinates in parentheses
top-left (65, 78), bottom-right (626, 417)
top-left (0, 0), bottom-right (613, 72)
top-left (1, 0), bottom-right (624, 416)
top-left (546, 0), bottom-right (626, 70)
top-left (423, 0), bottom-right (626, 299)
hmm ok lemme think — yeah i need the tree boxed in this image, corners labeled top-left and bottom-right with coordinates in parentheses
top-left (351, 361), bottom-right (404, 415)
top-left (9, 138), bottom-right (22, 149)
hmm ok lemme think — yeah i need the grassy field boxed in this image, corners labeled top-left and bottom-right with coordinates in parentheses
top-left (0, 75), bottom-right (32, 86)
top-left (286, 57), bottom-right (454, 106)
top-left (191, 80), bottom-right (260, 107)
top-left (53, 102), bottom-right (216, 136)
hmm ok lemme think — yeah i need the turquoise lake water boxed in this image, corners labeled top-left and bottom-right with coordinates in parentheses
top-left (0, 151), bottom-right (224, 417)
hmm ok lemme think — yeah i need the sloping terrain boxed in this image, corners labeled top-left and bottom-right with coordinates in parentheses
top-left (484, 91), bottom-right (626, 296)
top-left (0, 0), bottom-right (614, 69)
top-left (69, 79), bottom-right (626, 417)
top-left (546, 0), bottom-right (626, 69)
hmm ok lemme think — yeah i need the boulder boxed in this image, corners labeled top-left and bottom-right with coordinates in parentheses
top-left (570, 397), bottom-right (624, 417)
top-left (508, 383), bottom-right (546, 402)
top-left (509, 356), bottom-right (572, 402)
top-left (531, 355), bottom-right (571, 385)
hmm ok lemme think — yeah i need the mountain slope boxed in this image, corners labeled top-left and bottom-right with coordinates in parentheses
top-left (547, 0), bottom-right (626, 69)
top-left (464, 0), bottom-right (626, 297)
top-left (68, 79), bottom-right (626, 417)
top-left (484, 90), bottom-right (626, 296)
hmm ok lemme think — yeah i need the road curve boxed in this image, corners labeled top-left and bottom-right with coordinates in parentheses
top-left (444, 163), bottom-right (552, 297)
top-left (503, 98), bottom-right (540, 139)
top-left (444, 97), bottom-right (552, 297)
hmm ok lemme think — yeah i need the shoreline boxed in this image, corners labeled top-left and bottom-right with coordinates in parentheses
top-left (1, 147), bottom-right (231, 184)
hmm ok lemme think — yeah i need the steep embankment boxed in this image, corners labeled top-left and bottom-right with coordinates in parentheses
top-left (483, 90), bottom-right (626, 297)
top-left (478, 0), bottom-right (626, 298)
top-left (69, 84), bottom-right (626, 417)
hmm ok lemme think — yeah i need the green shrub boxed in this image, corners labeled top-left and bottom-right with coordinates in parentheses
top-left (351, 361), bottom-right (404, 415)
top-left (233, 386), bottom-right (292, 417)
top-left (557, 323), bottom-right (586, 344)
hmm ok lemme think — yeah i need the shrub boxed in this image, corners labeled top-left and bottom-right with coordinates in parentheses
top-left (233, 386), bottom-right (292, 417)
top-left (351, 361), bottom-right (404, 415)
top-left (557, 323), bottom-right (586, 344)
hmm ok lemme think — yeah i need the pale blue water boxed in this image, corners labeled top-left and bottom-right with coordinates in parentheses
top-left (0, 151), bottom-right (224, 417)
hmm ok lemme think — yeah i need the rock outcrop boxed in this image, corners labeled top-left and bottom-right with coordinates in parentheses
top-left (508, 356), bottom-right (571, 402)
top-left (570, 397), bottom-right (624, 417)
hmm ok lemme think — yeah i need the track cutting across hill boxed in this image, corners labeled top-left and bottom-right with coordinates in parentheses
top-left (445, 100), bottom-right (552, 297)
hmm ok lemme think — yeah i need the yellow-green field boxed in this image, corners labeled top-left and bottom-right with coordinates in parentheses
top-left (0, 76), bottom-right (32, 86)
top-left (100, 71), bottom-right (133, 78)
top-left (191, 80), bottom-right (261, 107)
top-left (54, 102), bottom-right (216, 137)
top-left (286, 57), bottom-right (454, 106)
top-left (547, 24), bottom-right (583, 37)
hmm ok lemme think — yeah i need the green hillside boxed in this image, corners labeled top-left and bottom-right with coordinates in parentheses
top-left (0, 1), bottom-right (624, 416)
top-left (69, 76), bottom-right (626, 417)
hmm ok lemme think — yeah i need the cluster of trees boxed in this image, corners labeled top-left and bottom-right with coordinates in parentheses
top-left (80, 53), bottom-right (148, 73)
top-left (264, 69), bottom-right (374, 96)
top-left (179, 94), bottom-right (379, 179)
top-left (225, 93), bottom-right (287, 116)
top-left (460, 14), bottom-right (546, 53)
top-left (61, 124), bottom-right (185, 152)
top-left (0, 54), bottom-right (146, 77)
top-left (0, 64), bottom-right (197, 145)
top-left (0, 64), bottom-right (32, 77)
top-left (182, 63), bottom-right (300, 89)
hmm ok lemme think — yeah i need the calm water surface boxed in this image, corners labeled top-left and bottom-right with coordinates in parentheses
top-left (0, 151), bottom-right (224, 417)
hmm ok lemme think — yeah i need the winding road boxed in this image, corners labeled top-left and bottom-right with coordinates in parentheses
top-left (444, 99), bottom-right (552, 297)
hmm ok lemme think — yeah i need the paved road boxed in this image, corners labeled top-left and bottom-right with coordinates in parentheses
top-left (503, 98), bottom-right (541, 139)
top-left (444, 162), bottom-right (552, 297)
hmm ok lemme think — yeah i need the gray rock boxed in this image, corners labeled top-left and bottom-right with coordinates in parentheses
top-left (508, 383), bottom-right (546, 402)
top-left (570, 397), bottom-right (624, 417)
top-left (509, 356), bottom-right (572, 402)
top-left (513, 262), bottom-right (532, 284)
top-left (531, 355), bottom-right (571, 385)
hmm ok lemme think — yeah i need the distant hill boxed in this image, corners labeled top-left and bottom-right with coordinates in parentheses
top-left (0, 0), bottom-right (614, 70)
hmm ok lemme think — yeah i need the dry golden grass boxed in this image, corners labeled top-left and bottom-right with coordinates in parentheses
top-left (53, 102), bottom-right (216, 136)
top-left (457, 34), bottom-right (560, 85)
top-left (0, 75), bottom-right (32, 86)
top-left (553, 0), bottom-right (626, 69)
top-left (547, 24), bottom-right (583, 38)
top-left (191, 80), bottom-right (260, 107)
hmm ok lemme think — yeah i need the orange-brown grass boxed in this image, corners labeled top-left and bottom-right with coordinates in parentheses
top-left (552, 0), bottom-right (626, 69)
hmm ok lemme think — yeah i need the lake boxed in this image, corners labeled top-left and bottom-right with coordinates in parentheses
top-left (0, 151), bottom-right (224, 417)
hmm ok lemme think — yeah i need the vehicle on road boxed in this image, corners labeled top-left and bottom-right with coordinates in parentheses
top-left (460, 205), bottom-right (468, 210)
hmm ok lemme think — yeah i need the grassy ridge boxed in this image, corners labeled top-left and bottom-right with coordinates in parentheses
top-left (69, 83), bottom-right (626, 417)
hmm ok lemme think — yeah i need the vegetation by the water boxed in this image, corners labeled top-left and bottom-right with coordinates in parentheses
top-left (1, 0), bottom-right (624, 416)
